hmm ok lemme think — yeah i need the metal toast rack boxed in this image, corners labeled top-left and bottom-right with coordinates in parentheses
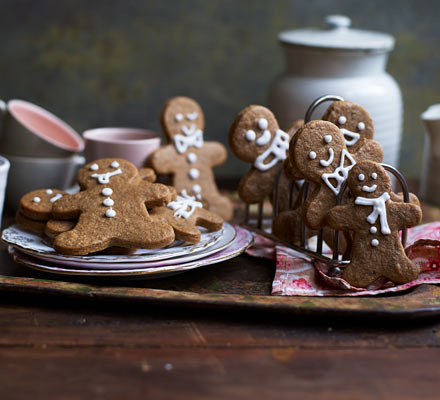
top-left (241, 95), bottom-right (410, 269)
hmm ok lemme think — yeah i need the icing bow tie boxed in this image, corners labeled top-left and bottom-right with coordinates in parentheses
top-left (174, 129), bottom-right (204, 154)
top-left (321, 149), bottom-right (356, 196)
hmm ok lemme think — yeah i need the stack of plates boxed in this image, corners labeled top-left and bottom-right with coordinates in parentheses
top-left (2, 223), bottom-right (253, 279)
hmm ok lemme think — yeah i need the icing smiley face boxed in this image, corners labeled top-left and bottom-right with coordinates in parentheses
top-left (292, 121), bottom-right (356, 195)
top-left (78, 159), bottom-right (138, 189)
top-left (347, 161), bottom-right (391, 199)
top-left (228, 105), bottom-right (289, 168)
top-left (161, 96), bottom-right (205, 142)
top-left (322, 100), bottom-right (374, 150)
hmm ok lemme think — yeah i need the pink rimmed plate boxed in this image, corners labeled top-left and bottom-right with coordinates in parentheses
top-left (8, 225), bottom-right (253, 279)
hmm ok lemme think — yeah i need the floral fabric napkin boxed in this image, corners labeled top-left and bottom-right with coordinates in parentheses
top-left (245, 222), bottom-right (440, 296)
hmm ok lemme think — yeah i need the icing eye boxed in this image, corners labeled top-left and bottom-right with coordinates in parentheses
top-left (324, 135), bottom-right (332, 143)
top-left (90, 164), bottom-right (99, 171)
top-left (258, 118), bottom-right (268, 130)
top-left (46, 189), bottom-right (53, 194)
top-left (111, 161), bottom-right (120, 168)
top-left (358, 122), bottom-right (365, 130)
top-left (245, 130), bottom-right (256, 141)
top-left (309, 151), bottom-right (317, 160)
top-left (175, 113), bottom-right (184, 122)
top-left (338, 116), bottom-right (347, 125)
top-left (32, 197), bottom-right (41, 203)
top-left (358, 174), bottom-right (365, 181)
top-left (371, 172), bottom-right (377, 180)
top-left (187, 112), bottom-right (198, 121)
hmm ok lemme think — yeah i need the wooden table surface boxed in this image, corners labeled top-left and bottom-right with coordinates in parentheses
top-left (2, 204), bottom-right (440, 399)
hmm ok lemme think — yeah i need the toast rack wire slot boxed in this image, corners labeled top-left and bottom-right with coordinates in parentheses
top-left (241, 94), bottom-right (410, 267)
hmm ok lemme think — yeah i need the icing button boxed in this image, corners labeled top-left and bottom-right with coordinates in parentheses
top-left (105, 208), bottom-right (116, 218)
top-left (103, 197), bottom-right (114, 207)
top-left (187, 153), bottom-right (197, 163)
top-left (371, 239), bottom-right (379, 247)
top-left (370, 226), bottom-right (377, 234)
top-left (101, 188), bottom-right (113, 196)
top-left (189, 168), bottom-right (200, 179)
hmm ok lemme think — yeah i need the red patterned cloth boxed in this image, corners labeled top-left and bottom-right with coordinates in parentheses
top-left (245, 222), bottom-right (440, 296)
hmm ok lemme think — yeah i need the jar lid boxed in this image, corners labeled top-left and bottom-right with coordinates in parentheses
top-left (278, 15), bottom-right (394, 51)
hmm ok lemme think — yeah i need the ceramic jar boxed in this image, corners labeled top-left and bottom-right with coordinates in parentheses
top-left (268, 15), bottom-right (402, 167)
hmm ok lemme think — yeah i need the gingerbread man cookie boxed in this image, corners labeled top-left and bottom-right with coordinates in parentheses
top-left (150, 96), bottom-right (233, 220)
top-left (288, 120), bottom-right (356, 230)
top-left (52, 158), bottom-right (175, 255)
top-left (326, 160), bottom-right (422, 287)
top-left (228, 105), bottom-right (295, 206)
top-left (150, 188), bottom-right (223, 243)
top-left (322, 100), bottom-right (384, 162)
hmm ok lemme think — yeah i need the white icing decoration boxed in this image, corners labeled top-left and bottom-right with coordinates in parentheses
top-left (105, 208), bottom-right (116, 218)
top-left (103, 197), bottom-right (114, 207)
top-left (192, 184), bottom-right (201, 194)
top-left (196, 194), bottom-right (202, 200)
top-left (186, 112), bottom-right (198, 121)
top-left (32, 197), bottom-right (41, 203)
top-left (175, 113), bottom-right (183, 122)
top-left (50, 194), bottom-right (63, 203)
top-left (321, 149), bottom-right (356, 196)
top-left (371, 172), bottom-right (377, 179)
top-left (338, 116), bottom-right (347, 125)
top-left (354, 192), bottom-right (391, 235)
top-left (189, 168), bottom-right (200, 180)
top-left (245, 130), bottom-right (256, 141)
top-left (91, 168), bottom-right (122, 184)
top-left (309, 151), bottom-right (317, 160)
top-left (111, 161), bottom-right (119, 168)
top-left (340, 128), bottom-right (360, 147)
top-left (167, 190), bottom-right (202, 219)
top-left (181, 124), bottom-right (196, 136)
top-left (90, 163), bottom-right (99, 171)
top-left (362, 184), bottom-right (377, 193)
top-left (358, 174), bottom-right (365, 181)
top-left (358, 122), bottom-right (365, 130)
top-left (324, 135), bottom-right (332, 143)
top-left (320, 147), bottom-right (334, 167)
top-left (187, 152), bottom-right (197, 163)
top-left (46, 189), bottom-right (53, 194)
top-left (371, 239), bottom-right (379, 247)
top-left (256, 130), bottom-right (272, 146)
top-left (370, 226), bottom-right (377, 234)
top-left (253, 129), bottom-right (290, 172)
top-left (174, 129), bottom-right (203, 154)
top-left (101, 188), bottom-right (113, 196)
top-left (258, 118), bottom-right (268, 130)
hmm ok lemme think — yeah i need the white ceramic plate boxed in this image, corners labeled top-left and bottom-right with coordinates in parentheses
top-left (2, 224), bottom-right (224, 263)
top-left (9, 225), bottom-right (253, 279)
top-left (25, 223), bottom-right (237, 270)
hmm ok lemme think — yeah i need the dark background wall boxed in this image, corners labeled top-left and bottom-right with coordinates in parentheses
top-left (0, 0), bottom-right (438, 181)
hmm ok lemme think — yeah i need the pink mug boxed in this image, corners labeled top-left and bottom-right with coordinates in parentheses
top-left (83, 127), bottom-right (161, 168)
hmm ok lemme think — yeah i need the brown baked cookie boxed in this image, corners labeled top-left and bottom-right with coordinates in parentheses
top-left (52, 158), bottom-right (175, 255)
top-left (19, 189), bottom-right (67, 221)
top-left (326, 160), bottom-right (422, 287)
top-left (289, 120), bottom-right (357, 230)
top-left (150, 96), bottom-right (233, 220)
top-left (16, 211), bottom-right (46, 234)
top-left (150, 189), bottom-right (223, 243)
top-left (228, 105), bottom-right (294, 206)
top-left (138, 167), bottom-right (156, 183)
top-left (45, 219), bottom-right (76, 239)
top-left (322, 100), bottom-right (384, 162)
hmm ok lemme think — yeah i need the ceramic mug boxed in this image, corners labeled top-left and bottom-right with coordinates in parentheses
top-left (0, 155), bottom-right (10, 226)
top-left (4, 154), bottom-right (84, 210)
top-left (0, 99), bottom-right (84, 158)
top-left (83, 127), bottom-right (161, 168)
